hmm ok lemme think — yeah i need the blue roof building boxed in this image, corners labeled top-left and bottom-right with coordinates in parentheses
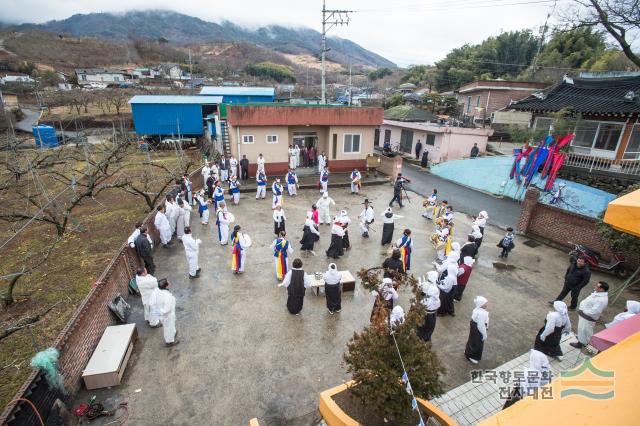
top-left (129, 95), bottom-right (222, 136)
top-left (199, 86), bottom-right (275, 104)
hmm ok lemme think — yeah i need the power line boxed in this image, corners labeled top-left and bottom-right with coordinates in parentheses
top-left (357, 0), bottom-right (556, 13)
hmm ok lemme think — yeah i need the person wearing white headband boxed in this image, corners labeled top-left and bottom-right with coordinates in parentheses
top-left (465, 296), bottom-right (489, 364)
top-left (273, 203), bottom-right (286, 236)
top-left (323, 263), bottom-right (342, 314)
top-left (606, 300), bottom-right (640, 328)
top-left (300, 211), bottom-right (320, 256)
top-left (325, 217), bottom-right (345, 259)
top-left (474, 211), bottom-right (489, 235)
top-left (370, 277), bottom-right (398, 321)
top-left (380, 207), bottom-right (403, 246)
top-left (390, 305), bottom-right (405, 329)
top-left (437, 263), bottom-right (458, 316)
top-left (534, 300), bottom-right (571, 359)
top-left (271, 178), bottom-right (284, 209)
top-left (316, 191), bottom-right (335, 225)
top-left (453, 257), bottom-right (474, 302)
top-left (337, 209), bottom-right (352, 250)
top-left (417, 271), bottom-right (440, 342)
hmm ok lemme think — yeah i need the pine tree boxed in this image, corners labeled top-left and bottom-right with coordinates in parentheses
top-left (344, 268), bottom-right (446, 424)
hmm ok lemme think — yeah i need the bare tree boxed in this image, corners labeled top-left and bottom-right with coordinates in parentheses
top-left (562, 0), bottom-right (640, 67)
top-left (0, 138), bottom-right (131, 236)
top-left (0, 239), bottom-right (59, 307)
top-left (108, 151), bottom-right (197, 211)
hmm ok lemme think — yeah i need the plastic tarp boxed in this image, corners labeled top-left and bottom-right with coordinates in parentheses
top-left (479, 332), bottom-right (640, 426)
top-left (603, 189), bottom-right (640, 237)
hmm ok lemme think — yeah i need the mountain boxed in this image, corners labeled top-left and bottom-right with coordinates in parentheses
top-left (11, 10), bottom-right (395, 68)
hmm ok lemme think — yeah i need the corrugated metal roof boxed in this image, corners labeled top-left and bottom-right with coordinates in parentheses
top-left (129, 95), bottom-right (223, 105)
top-left (199, 86), bottom-right (275, 96)
top-left (509, 76), bottom-right (640, 115)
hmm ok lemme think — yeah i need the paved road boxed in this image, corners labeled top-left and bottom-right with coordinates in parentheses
top-left (14, 108), bottom-right (41, 133)
top-left (399, 162), bottom-right (522, 228)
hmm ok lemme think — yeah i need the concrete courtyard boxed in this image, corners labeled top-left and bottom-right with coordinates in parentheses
top-left (77, 183), bottom-right (629, 425)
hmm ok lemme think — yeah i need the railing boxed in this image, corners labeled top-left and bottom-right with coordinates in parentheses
top-left (564, 152), bottom-right (640, 176)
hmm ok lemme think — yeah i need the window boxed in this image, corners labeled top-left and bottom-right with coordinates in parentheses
top-left (571, 120), bottom-right (623, 152)
top-left (242, 135), bottom-right (254, 144)
top-left (533, 117), bottom-right (553, 134)
top-left (573, 121), bottom-right (599, 148)
top-left (80, 74), bottom-right (87, 81)
top-left (384, 129), bottom-right (391, 143)
top-left (476, 96), bottom-right (481, 107)
top-left (466, 96), bottom-right (472, 113)
top-left (425, 134), bottom-right (436, 146)
top-left (594, 123), bottom-right (622, 151)
top-left (266, 135), bottom-right (278, 144)
top-left (343, 134), bottom-right (361, 153)
top-left (624, 124), bottom-right (640, 159)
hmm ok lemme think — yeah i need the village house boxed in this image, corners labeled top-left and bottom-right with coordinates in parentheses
top-left (223, 104), bottom-right (383, 175)
top-left (458, 79), bottom-right (548, 126)
top-left (0, 72), bottom-right (36, 85)
top-left (158, 63), bottom-right (188, 80)
top-left (509, 74), bottom-right (640, 175)
top-left (75, 68), bottom-right (126, 85)
top-left (378, 104), bottom-right (491, 163)
top-left (0, 91), bottom-right (19, 109)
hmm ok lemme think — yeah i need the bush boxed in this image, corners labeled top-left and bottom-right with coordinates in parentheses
top-left (368, 67), bottom-right (393, 81)
top-left (244, 62), bottom-right (296, 83)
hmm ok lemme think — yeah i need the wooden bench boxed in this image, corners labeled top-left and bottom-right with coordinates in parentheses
top-left (82, 323), bottom-right (137, 390)
top-left (310, 270), bottom-right (356, 296)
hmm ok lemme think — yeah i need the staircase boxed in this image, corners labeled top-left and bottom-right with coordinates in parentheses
top-left (219, 120), bottom-right (232, 157)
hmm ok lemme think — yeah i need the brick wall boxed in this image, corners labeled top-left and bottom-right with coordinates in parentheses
top-left (463, 89), bottom-right (539, 119)
top-left (1, 169), bottom-right (204, 425)
top-left (518, 187), bottom-right (639, 268)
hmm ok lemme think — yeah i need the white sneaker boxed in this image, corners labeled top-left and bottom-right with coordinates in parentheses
top-left (310, 250), bottom-right (316, 256)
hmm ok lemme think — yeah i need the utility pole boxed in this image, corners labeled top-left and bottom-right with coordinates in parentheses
top-left (188, 49), bottom-right (194, 95)
top-left (348, 61), bottom-right (352, 106)
top-left (321, 0), bottom-right (353, 104)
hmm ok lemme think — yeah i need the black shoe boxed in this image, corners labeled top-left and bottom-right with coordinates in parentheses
top-left (188, 274), bottom-right (197, 280)
top-left (548, 301), bottom-right (555, 306)
top-left (568, 306), bottom-right (576, 311)
top-left (569, 342), bottom-right (584, 349)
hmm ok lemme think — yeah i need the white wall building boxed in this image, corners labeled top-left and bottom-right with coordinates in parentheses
top-left (75, 68), bottom-right (126, 85)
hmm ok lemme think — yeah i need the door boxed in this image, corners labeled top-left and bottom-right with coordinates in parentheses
top-left (332, 134), bottom-right (338, 160)
top-left (400, 129), bottom-right (414, 153)
top-left (374, 128), bottom-right (380, 147)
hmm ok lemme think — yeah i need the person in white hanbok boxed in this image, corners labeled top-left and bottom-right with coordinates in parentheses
top-left (182, 198), bottom-right (192, 226)
top-left (175, 199), bottom-right (186, 240)
top-left (293, 145), bottom-right (300, 168)
top-left (136, 267), bottom-right (159, 327)
top-left (154, 205), bottom-right (172, 247)
top-left (230, 225), bottom-right (251, 274)
top-left (359, 199), bottom-right (375, 238)
top-left (215, 202), bottom-right (233, 245)
top-left (606, 300), bottom-right (640, 328)
top-left (150, 279), bottom-right (179, 346)
top-left (316, 192), bottom-right (335, 225)
top-left (196, 191), bottom-right (210, 225)
top-left (571, 282), bottom-right (609, 348)
top-left (229, 156), bottom-right (238, 179)
top-left (417, 271), bottom-right (441, 341)
top-left (317, 152), bottom-right (327, 173)
top-left (165, 195), bottom-right (178, 235)
top-left (182, 227), bottom-right (202, 279)
top-left (256, 153), bottom-right (265, 173)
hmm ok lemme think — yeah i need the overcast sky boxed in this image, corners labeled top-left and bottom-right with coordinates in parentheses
top-left (2, 0), bottom-right (563, 67)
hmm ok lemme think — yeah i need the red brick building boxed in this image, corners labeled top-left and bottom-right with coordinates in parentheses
top-left (458, 80), bottom-right (549, 125)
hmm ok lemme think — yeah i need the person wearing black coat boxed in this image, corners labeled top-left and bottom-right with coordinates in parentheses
top-left (382, 249), bottom-right (405, 278)
top-left (135, 226), bottom-right (155, 275)
top-left (415, 140), bottom-right (423, 160)
top-left (420, 150), bottom-right (429, 168)
top-left (551, 257), bottom-right (591, 309)
top-left (460, 235), bottom-right (479, 260)
top-left (240, 155), bottom-right (249, 181)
